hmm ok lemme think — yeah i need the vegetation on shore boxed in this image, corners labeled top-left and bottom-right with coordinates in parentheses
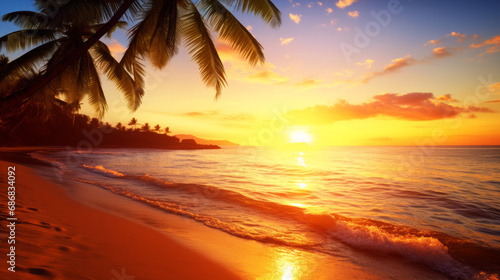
top-left (0, 102), bottom-right (219, 149)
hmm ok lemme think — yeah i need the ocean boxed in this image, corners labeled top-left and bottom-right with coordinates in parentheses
top-left (31, 146), bottom-right (500, 279)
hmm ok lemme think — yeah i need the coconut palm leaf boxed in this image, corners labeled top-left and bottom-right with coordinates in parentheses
top-left (85, 51), bottom-right (108, 117)
top-left (2, 11), bottom-right (48, 29)
top-left (92, 40), bottom-right (144, 111)
top-left (199, 0), bottom-right (264, 66)
top-left (0, 40), bottom-right (59, 92)
top-left (0, 29), bottom-right (60, 52)
top-left (181, 2), bottom-right (226, 99)
top-left (221, 0), bottom-right (281, 28)
top-left (148, 0), bottom-right (179, 69)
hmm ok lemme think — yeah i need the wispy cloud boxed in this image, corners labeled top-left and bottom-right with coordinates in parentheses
top-left (326, 8), bottom-right (333, 13)
top-left (294, 78), bottom-right (323, 88)
top-left (356, 59), bottom-right (374, 69)
top-left (336, 0), bottom-right (357, 9)
top-left (432, 46), bottom-right (460, 58)
top-left (425, 39), bottom-right (444, 46)
top-left (280, 37), bottom-right (295, 45)
top-left (289, 13), bottom-right (302, 24)
top-left (216, 40), bottom-right (289, 85)
top-left (287, 92), bottom-right (494, 124)
top-left (436, 94), bottom-right (457, 102)
top-left (181, 110), bottom-right (257, 127)
top-left (487, 82), bottom-right (500, 93)
top-left (107, 39), bottom-right (126, 59)
top-left (470, 35), bottom-right (500, 56)
top-left (450, 31), bottom-right (467, 42)
top-left (348, 11), bottom-right (359, 18)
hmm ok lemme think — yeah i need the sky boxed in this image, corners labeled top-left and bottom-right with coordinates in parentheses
top-left (1, 0), bottom-right (500, 146)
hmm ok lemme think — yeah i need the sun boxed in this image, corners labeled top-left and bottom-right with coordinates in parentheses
top-left (289, 130), bottom-right (313, 144)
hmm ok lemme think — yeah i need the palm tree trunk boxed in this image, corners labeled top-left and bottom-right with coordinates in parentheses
top-left (0, 0), bottom-right (136, 115)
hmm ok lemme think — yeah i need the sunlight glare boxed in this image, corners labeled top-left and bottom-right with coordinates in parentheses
top-left (282, 265), bottom-right (294, 280)
top-left (290, 130), bottom-right (313, 144)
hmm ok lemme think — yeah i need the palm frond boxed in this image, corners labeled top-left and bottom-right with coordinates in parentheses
top-left (199, 0), bottom-right (264, 66)
top-left (148, 0), bottom-right (179, 69)
top-left (85, 50), bottom-right (108, 117)
top-left (92, 41), bottom-right (144, 111)
top-left (2, 11), bottom-right (49, 29)
top-left (120, 3), bottom-right (157, 74)
top-left (91, 20), bottom-right (128, 38)
top-left (0, 29), bottom-right (60, 52)
top-left (0, 40), bottom-right (59, 93)
top-left (180, 2), bottom-right (227, 99)
top-left (221, 0), bottom-right (281, 28)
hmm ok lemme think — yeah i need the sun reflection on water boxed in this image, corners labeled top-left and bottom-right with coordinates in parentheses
top-left (296, 179), bottom-right (307, 189)
top-left (282, 265), bottom-right (293, 280)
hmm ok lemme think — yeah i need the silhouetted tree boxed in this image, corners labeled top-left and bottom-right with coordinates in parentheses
top-left (141, 123), bottom-right (150, 132)
top-left (164, 127), bottom-right (171, 135)
top-left (0, 6), bottom-right (141, 117)
top-left (154, 124), bottom-right (160, 132)
top-left (115, 122), bottom-right (123, 130)
top-left (90, 118), bottom-right (100, 128)
top-left (128, 118), bottom-right (138, 130)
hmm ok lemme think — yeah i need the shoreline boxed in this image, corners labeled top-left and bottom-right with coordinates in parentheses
top-left (0, 148), bottom-right (454, 279)
top-left (0, 159), bottom-right (240, 279)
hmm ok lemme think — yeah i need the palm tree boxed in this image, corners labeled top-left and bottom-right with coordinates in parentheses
top-left (0, 4), bottom-right (144, 117)
top-left (164, 127), bottom-right (171, 135)
top-left (154, 124), bottom-right (161, 132)
top-left (128, 117), bottom-right (138, 129)
top-left (0, 0), bottom-right (281, 114)
top-left (141, 122), bottom-right (150, 132)
top-left (115, 122), bottom-right (123, 130)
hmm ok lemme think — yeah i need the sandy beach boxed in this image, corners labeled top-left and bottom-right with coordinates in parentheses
top-left (0, 158), bottom-right (244, 279)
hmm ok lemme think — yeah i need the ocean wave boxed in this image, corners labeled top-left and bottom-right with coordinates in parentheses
top-left (71, 169), bottom-right (500, 279)
top-left (81, 164), bottom-right (125, 177)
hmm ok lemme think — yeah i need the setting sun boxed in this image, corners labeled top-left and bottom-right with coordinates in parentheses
top-left (290, 131), bottom-right (313, 144)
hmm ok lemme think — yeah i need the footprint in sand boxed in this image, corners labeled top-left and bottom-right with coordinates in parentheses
top-left (28, 267), bottom-right (56, 279)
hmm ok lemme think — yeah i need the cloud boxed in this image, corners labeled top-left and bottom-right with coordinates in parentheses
top-left (363, 45), bottom-right (462, 83)
top-left (336, 0), bottom-right (357, 9)
top-left (287, 92), bottom-right (494, 124)
top-left (384, 55), bottom-right (417, 71)
top-left (483, 100), bottom-right (500, 104)
top-left (436, 94), bottom-right (457, 102)
top-left (488, 82), bottom-right (500, 93)
top-left (181, 110), bottom-right (256, 127)
top-left (363, 55), bottom-right (416, 82)
top-left (432, 47), bottom-right (452, 58)
top-left (450, 31), bottom-right (467, 42)
top-left (356, 59), bottom-right (374, 69)
top-left (294, 78), bottom-right (323, 88)
top-left (425, 32), bottom-right (467, 46)
top-left (425, 39), bottom-right (444, 46)
top-left (280, 37), bottom-right (295, 45)
top-left (470, 35), bottom-right (500, 56)
top-left (348, 11), bottom-right (359, 18)
top-left (216, 40), bottom-right (289, 84)
top-left (246, 25), bottom-right (252, 31)
top-left (107, 39), bottom-right (126, 58)
top-left (317, 2), bottom-right (323, 6)
top-left (289, 13), bottom-right (302, 24)
top-left (246, 70), bottom-right (289, 84)
top-left (326, 8), bottom-right (333, 13)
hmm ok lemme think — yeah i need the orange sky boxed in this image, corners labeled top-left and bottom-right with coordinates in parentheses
top-left (69, 1), bottom-right (500, 145)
